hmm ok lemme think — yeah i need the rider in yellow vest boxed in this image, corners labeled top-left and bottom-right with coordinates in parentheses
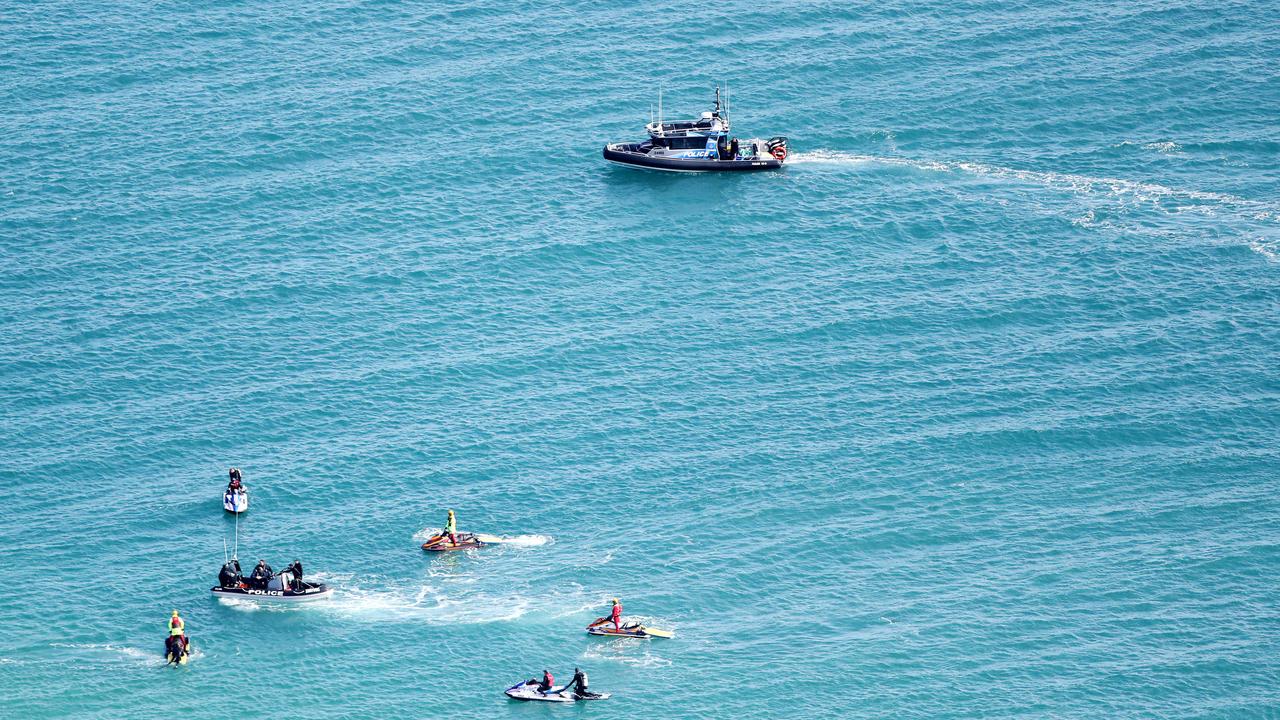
top-left (444, 509), bottom-right (458, 546)
top-left (169, 610), bottom-right (185, 637)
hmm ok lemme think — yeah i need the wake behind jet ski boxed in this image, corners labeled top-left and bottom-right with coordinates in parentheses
top-left (223, 467), bottom-right (248, 513)
top-left (210, 556), bottom-right (332, 602)
top-left (603, 87), bottom-right (788, 172)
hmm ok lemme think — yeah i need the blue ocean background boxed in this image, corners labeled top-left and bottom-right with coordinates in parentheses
top-left (2, 1), bottom-right (1279, 717)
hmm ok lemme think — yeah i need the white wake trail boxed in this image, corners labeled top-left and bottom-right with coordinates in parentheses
top-left (788, 150), bottom-right (1274, 210)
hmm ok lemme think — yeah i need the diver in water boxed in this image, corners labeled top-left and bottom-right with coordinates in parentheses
top-left (283, 559), bottom-right (304, 591)
top-left (249, 559), bottom-right (273, 589)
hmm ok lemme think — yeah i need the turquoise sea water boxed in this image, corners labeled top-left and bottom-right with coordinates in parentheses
top-left (3, 1), bottom-right (1279, 717)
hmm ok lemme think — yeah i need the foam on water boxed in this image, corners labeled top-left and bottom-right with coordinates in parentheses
top-left (49, 643), bottom-right (167, 667)
top-left (790, 150), bottom-right (1273, 210)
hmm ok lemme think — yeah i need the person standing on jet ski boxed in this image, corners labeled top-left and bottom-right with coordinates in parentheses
top-left (169, 609), bottom-right (185, 639)
top-left (250, 559), bottom-right (273, 589)
top-left (283, 559), bottom-right (304, 591)
top-left (165, 611), bottom-right (187, 662)
top-left (609, 598), bottom-right (623, 631)
top-left (444, 509), bottom-right (458, 546)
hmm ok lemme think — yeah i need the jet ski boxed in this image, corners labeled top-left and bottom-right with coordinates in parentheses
top-left (504, 681), bottom-right (610, 702)
top-left (421, 532), bottom-right (486, 552)
top-left (586, 620), bottom-right (673, 639)
top-left (210, 561), bottom-right (333, 602)
top-left (223, 467), bottom-right (248, 513)
top-left (164, 635), bottom-right (190, 665)
top-left (223, 487), bottom-right (248, 513)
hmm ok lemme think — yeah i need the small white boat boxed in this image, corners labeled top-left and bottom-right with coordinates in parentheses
top-left (223, 487), bottom-right (248, 513)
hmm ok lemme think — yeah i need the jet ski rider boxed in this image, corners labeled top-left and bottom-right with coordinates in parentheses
top-left (610, 597), bottom-right (622, 632)
top-left (536, 669), bottom-right (554, 693)
top-left (250, 559), bottom-right (273, 589)
top-left (227, 468), bottom-right (243, 492)
top-left (169, 609), bottom-right (185, 639)
top-left (167, 610), bottom-right (188, 660)
top-left (444, 509), bottom-right (458, 546)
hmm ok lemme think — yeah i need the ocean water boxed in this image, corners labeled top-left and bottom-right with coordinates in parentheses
top-left (2, 0), bottom-right (1278, 717)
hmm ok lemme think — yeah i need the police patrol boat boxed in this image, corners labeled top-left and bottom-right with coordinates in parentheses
top-left (211, 556), bottom-right (333, 602)
top-left (602, 87), bottom-right (788, 172)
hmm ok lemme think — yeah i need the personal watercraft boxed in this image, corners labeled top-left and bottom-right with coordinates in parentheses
top-left (223, 487), bottom-right (248, 513)
top-left (586, 619), bottom-right (673, 639)
top-left (164, 635), bottom-right (190, 665)
top-left (603, 87), bottom-right (788, 172)
top-left (421, 533), bottom-right (486, 552)
top-left (210, 561), bottom-right (332, 602)
top-left (504, 681), bottom-right (610, 702)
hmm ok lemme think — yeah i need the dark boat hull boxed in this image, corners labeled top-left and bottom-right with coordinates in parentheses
top-left (210, 584), bottom-right (333, 602)
top-left (603, 145), bottom-right (782, 172)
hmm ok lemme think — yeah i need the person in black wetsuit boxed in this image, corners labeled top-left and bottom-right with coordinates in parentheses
top-left (218, 558), bottom-right (242, 588)
top-left (250, 559), bottom-right (273, 589)
top-left (284, 559), bottom-right (304, 591)
top-left (563, 667), bottom-right (591, 698)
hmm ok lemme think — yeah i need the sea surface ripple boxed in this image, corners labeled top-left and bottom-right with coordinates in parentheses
top-left (1, 1), bottom-right (1278, 718)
